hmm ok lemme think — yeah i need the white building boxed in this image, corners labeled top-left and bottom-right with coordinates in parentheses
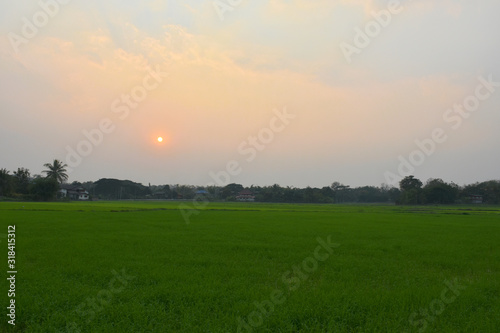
top-left (59, 184), bottom-right (90, 200)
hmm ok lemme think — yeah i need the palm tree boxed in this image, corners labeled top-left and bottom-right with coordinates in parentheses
top-left (43, 159), bottom-right (69, 184)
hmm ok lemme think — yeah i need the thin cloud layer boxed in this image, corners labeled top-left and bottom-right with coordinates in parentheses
top-left (1, 0), bottom-right (499, 187)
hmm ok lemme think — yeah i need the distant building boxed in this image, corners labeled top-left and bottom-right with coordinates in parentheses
top-left (469, 195), bottom-right (483, 204)
top-left (59, 184), bottom-right (90, 201)
top-left (196, 190), bottom-right (209, 195)
top-left (236, 190), bottom-right (255, 202)
top-left (194, 190), bottom-right (211, 200)
top-left (151, 192), bottom-right (166, 199)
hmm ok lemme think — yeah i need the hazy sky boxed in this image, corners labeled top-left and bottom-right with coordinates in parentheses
top-left (1, 0), bottom-right (499, 188)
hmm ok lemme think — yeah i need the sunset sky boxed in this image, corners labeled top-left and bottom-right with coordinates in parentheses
top-left (1, 0), bottom-right (499, 188)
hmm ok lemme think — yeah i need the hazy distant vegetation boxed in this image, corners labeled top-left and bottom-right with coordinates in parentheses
top-left (0, 160), bottom-right (499, 204)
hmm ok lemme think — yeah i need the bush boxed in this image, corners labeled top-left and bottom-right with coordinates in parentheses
top-left (30, 178), bottom-right (59, 201)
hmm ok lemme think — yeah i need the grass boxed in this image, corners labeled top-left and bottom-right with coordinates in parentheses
top-left (0, 201), bottom-right (499, 332)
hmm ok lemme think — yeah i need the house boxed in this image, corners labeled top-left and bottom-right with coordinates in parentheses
top-left (236, 189), bottom-right (255, 202)
top-left (59, 184), bottom-right (90, 201)
top-left (469, 195), bottom-right (483, 204)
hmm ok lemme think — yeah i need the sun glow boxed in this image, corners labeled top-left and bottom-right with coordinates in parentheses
top-left (157, 137), bottom-right (163, 143)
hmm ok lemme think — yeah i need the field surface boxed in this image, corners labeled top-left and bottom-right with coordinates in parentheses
top-left (0, 201), bottom-right (499, 332)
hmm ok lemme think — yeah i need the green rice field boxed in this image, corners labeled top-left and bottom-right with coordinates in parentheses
top-left (1, 201), bottom-right (499, 332)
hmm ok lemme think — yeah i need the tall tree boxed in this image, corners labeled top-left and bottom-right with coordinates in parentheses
top-left (399, 176), bottom-right (423, 192)
top-left (43, 159), bottom-right (68, 184)
top-left (399, 176), bottom-right (423, 204)
top-left (0, 169), bottom-right (14, 197)
top-left (331, 182), bottom-right (350, 203)
top-left (13, 167), bottom-right (31, 195)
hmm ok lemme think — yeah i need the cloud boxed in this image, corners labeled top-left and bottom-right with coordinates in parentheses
top-left (1, 0), bottom-right (498, 186)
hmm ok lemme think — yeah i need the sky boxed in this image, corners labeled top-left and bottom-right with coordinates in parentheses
top-left (1, 0), bottom-right (499, 188)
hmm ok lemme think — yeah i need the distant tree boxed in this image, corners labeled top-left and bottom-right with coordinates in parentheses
top-left (222, 183), bottom-right (244, 199)
top-left (162, 185), bottom-right (172, 199)
top-left (331, 182), bottom-right (344, 192)
top-left (399, 176), bottom-right (423, 204)
top-left (356, 186), bottom-right (387, 203)
top-left (270, 184), bottom-right (284, 202)
top-left (303, 187), bottom-right (316, 203)
top-left (461, 180), bottom-right (500, 204)
top-left (381, 183), bottom-right (400, 203)
top-left (148, 184), bottom-right (165, 198)
top-left (282, 186), bottom-right (302, 203)
top-left (94, 178), bottom-right (151, 199)
top-left (331, 182), bottom-right (351, 203)
top-left (43, 159), bottom-right (68, 184)
top-left (13, 168), bottom-right (31, 195)
top-left (205, 185), bottom-right (220, 200)
top-left (423, 179), bottom-right (459, 204)
top-left (321, 186), bottom-right (334, 202)
top-left (0, 169), bottom-right (14, 197)
top-left (255, 184), bottom-right (286, 202)
top-left (479, 180), bottom-right (500, 204)
top-left (175, 185), bottom-right (196, 199)
top-left (30, 177), bottom-right (59, 201)
top-left (303, 187), bottom-right (329, 203)
top-left (387, 187), bottom-right (401, 203)
top-left (399, 176), bottom-right (423, 192)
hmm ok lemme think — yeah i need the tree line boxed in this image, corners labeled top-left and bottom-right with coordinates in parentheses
top-left (0, 160), bottom-right (68, 201)
top-left (0, 160), bottom-right (498, 204)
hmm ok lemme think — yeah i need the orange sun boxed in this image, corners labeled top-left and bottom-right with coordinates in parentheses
top-left (157, 137), bottom-right (163, 143)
